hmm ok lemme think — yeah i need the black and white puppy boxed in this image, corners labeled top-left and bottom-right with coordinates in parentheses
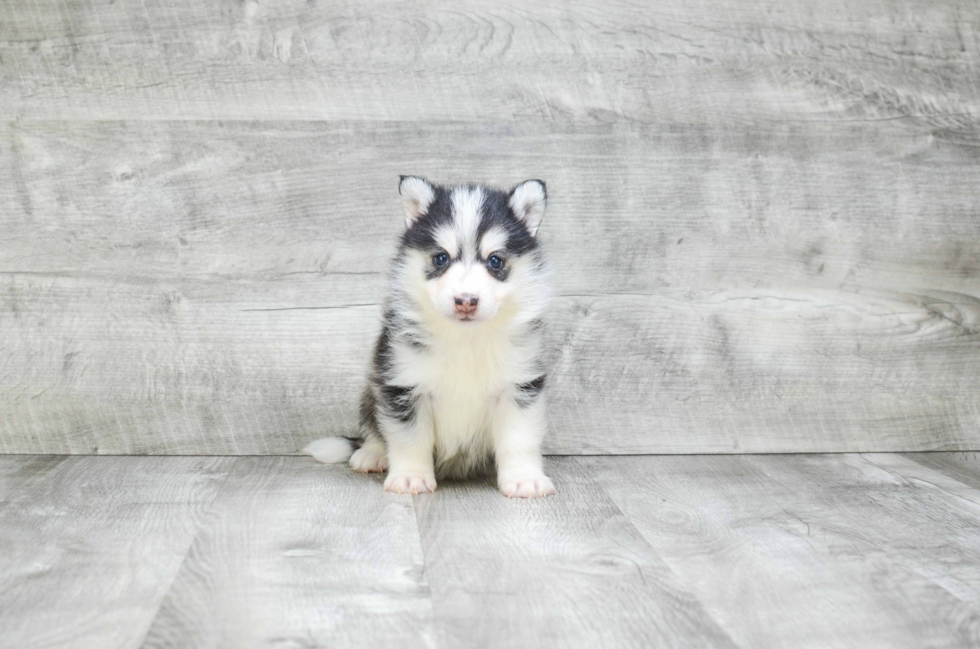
top-left (305, 177), bottom-right (555, 498)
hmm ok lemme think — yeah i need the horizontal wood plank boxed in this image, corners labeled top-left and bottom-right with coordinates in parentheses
top-left (3, 120), bottom-right (979, 294)
top-left (1, 284), bottom-right (978, 454)
top-left (1, 120), bottom-right (978, 453)
top-left (1, 0), bottom-right (978, 125)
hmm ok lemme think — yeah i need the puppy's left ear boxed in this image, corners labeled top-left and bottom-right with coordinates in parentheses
top-left (508, 179), bottom-right (547, 237)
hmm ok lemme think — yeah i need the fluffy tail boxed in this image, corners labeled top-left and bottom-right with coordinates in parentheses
top-left (303, 437), bottom-right (356, 464)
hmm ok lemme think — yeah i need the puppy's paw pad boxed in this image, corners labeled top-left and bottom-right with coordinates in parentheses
top-left (384, 473), bottom-right (437, 495)
top-left (349, 447), bottom-right (388, 473)
top-left (499, 475), bottom-right (556, 499)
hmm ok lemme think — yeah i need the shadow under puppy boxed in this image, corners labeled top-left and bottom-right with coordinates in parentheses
top-left (305, 176), bottom-right (555, 498)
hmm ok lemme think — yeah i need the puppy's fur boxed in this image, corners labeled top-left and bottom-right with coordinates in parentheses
top-left (305, 177), bottom-right (554, 498)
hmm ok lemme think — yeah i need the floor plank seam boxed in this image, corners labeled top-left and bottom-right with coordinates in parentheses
top-left (856, 455), bottom-right (980, 611)
top-left (860, 454), bottom-right (980, 509)
top-left (131, 457), bottom-right (241, 649)
top-left (747, 454), bottom-right (980, 613)
top-left (408, 492), bottom-right (441, 649)
top-left (567, 456), bottom-right (743, 648)
top-left (901, 453), bottom-right (980, 492)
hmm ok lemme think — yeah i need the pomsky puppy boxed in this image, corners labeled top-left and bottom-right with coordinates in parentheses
top-left (305, 176), bottom-right (555, 498)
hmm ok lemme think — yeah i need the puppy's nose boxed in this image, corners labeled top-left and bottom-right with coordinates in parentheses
top-left (454, 294), bottom-right (479, 315)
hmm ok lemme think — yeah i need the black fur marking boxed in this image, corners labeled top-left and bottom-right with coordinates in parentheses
top-left (401, 185), bottom-right (538, 257)
top-left (401, 186), bottom-right (455, 252)
top-left (380, 384), bottom-right (417, 423)
top-left (358, 386), bottom-right (379, 438)
top-left (399, 183), bottom-right (539, 286)
top-left (425, 257), bottom-right (453, 281)
top-left (372, 319), bottom-right (396, 377)
top-left (482, 251), bottom-right (511, 282)
top-left (371, 313), bottom-right (423, 425)
top-left (485, 260), bottom-right (510, 282)
top-left (477, 189), bottom-right (539, 259)
top-left (397, 186), bottom-right (461, 280)
top-left (515, 375), bottom-right (546, 408)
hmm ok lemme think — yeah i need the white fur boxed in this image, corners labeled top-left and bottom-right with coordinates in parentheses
top-left (419, 187), bottom-right (544, 325)
top-left (384, 191), bottom-right (552, 492)
top-left (310, 180), bottom-right (555, 499)
top-left (303, 437), bottom-right (354, 464)
top-left (422, 253), bottom-right (508, 323)
top-left (382, 400), bottom-right (438, 493)
top-left (349, 436), bottom-right (388, 473)
top-left (508, 180), bottom-right (546, 236)
top-left (451, 185), bottom-right (484, 251)
top-left (433, 224), bottom-right (460, 259)
top-left (399, 176), bottom-right (436, 226)
top-left (479, 226), bottom-right (509, 258)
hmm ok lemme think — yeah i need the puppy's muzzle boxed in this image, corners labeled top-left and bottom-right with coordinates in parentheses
top-left (454, 294), bottom-right (479, 317)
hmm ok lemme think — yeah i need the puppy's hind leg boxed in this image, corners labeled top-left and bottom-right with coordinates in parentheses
top-left (349, 385), bottom-right (389, 473)
top-left (349, 433), bottom-right (388, 473)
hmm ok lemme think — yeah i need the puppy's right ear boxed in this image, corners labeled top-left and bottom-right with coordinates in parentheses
top-left (399, 176), bottom-right (436, 227)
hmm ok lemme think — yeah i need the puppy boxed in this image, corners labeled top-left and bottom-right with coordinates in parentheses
top-left (305, 177), bottom-right (554, 498)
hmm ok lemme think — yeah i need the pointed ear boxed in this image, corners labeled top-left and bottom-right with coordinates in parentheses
top-left (399, 175), bottom-right (436, 227)
top-left (508, 179), bottom-right (547, 237)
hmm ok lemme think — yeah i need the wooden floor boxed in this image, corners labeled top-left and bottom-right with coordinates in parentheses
top-left (2, 453), bottom-right (980, 648)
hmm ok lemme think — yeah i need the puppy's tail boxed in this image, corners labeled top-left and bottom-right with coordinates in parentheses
top-left (303, 437), bottom-right (356, 464)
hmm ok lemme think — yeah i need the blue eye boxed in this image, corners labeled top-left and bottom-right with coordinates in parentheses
top-left (487, 254), bottom-right (504, 270)
top-left (433, 252), bottom-right (450, 267)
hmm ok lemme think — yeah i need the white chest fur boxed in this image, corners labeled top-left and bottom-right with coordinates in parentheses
top-left (394, 321), bottom-right (527, 474)
top-left (427, 334), bottom-right (507, 462)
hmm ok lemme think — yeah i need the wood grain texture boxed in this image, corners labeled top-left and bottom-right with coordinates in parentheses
top-left (904, 452), bottom-right (980, 491)
top-left (0, 455), bottom-right (233, 649)
top-left (1, 0), bottom-right (978, 125)
top-left (412, 457), bottom-right (736, 648)
top-left (1, 119), bottom-right (978, 454)
top-left (748, 453), bottom-right (980, 609)
top-left (3, 453), bottom-right (980, 647)
top-left (2, 1), bottom-right (979, 455)
top-left (140, 457), bottom-right (436, 648)
top-left (585, 454), bottom-right (980, 648)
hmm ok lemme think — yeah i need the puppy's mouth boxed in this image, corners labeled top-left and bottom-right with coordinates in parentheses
top-left (451, 310), bottom-right (482, 323)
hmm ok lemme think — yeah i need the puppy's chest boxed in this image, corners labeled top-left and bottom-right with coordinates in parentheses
top-left (429, 342), bottom-right (508, 408)
top-left (420, 335), bottom-right (516, 429)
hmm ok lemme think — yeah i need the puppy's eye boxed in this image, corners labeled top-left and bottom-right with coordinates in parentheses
top-left (487, 254), bottom-right (504, 270)
top-left (433, 252), bottom-right (450, 268)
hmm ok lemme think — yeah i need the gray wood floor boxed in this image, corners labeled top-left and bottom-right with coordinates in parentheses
top-left (2, 453), bottom-right (980, 648)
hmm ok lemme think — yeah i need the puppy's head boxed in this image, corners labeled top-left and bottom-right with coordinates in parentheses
top-left (395, 176), bottom-right (547, 326)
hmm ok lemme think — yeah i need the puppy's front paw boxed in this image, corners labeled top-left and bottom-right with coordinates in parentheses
top-left (499, 474), bottom-right (556, 499)
top-left (384, 472), bottom-right (437, 495)
top-left (349, 446), bottom-right (388, 473)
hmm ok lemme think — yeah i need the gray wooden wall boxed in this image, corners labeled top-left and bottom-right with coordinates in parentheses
top-left (1, 0), bottom-right (978, 455)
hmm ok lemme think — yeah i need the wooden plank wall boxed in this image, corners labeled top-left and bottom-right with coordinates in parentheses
top-left (0, 0), bottom-right (978, 454)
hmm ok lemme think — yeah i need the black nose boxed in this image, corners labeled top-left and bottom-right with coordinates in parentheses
top-left (454, 294), bottom-right (479, 312)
